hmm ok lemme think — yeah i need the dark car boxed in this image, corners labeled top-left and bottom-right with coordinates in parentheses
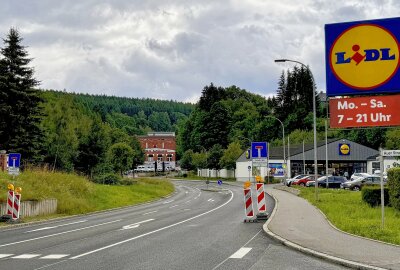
top-left (306, 176), bottom-right (347, 188)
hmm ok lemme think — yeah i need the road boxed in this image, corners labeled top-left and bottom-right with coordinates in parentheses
top-left (0, 180), bottom-right (348, 270)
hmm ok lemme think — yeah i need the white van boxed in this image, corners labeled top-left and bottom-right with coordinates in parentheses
top-left (135, 165), bottom-right (146, 172)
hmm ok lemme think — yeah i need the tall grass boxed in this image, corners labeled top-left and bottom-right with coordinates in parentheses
top-left (0, 170), bottom-right (174, 218)
top-left (298, 187), bottom-right (400, 245)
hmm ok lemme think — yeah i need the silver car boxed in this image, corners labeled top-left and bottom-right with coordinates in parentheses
top-left (341, 175), bottom-right (384, 191)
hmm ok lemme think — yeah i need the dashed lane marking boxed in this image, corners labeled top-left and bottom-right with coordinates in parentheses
top-left (0, 254), bottom-right (13, 258)
top-left (229, 247), bottom-right (252, 259)
top-left (12, 254), bottom-right (41, 259)
top-left (40, 255), bottom-right (70, 259)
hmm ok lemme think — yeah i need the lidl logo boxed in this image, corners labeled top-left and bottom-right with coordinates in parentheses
top-left (330, 24), bottom-right (399, 90)
top-left (339, 143), bottom-right (350, 155)
top-left (326, 18), bottom-right (400, 96)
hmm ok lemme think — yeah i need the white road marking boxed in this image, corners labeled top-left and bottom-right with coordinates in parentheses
top-left (229, 247), bottom-right (252, 259)
top-left (12, 254), bottom-right (41, 259)
top-left (70, 190), bottom-right (234, 259)
top-left (169, 205), bottom-right (179, 208)
top-left (25, 220), bottom-right (88, 233)
top-left (163, 200), bottom-right (174, 204)
top-left (0, 254), bottom-right (13, 258)
top-left (120, 219), bottom-right (154, 230)
top-left (0, 220), bottom-right (122, 248)
top-left (40, 254), bottom-right (70, 259)
top-left (142, 210), bottom-right (158, 215)
top-left (207, 199), bottom-right (214, 202)
top-left (185, 200), bottom-right (191, 204)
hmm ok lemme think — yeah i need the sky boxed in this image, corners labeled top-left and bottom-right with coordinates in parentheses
top-left (1, 0), bottom-right (399, 103)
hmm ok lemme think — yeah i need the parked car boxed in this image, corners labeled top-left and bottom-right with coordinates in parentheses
top-left (341, 175), bottom-right (385, 191)
top-left (306, 176), bottom-right (347, 188)
top-left (292, 175), bottom-right (319, 187)
top-left (285, 174), bottom-right (308, 186)
top-left (350, 172), bottom-right (371, 181)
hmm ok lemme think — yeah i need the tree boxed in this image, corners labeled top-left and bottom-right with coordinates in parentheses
top-left (219, 142), bottom-right (243, 170)
top-left (207, 144), bottom-right (224, 170)
top-left (192, 151), bottom-right (208, 169)
top-left (107, 142), bottom-right (134, 175)
top-left (0, 28), bottom-right (43, 161)
top-left (180, 150), bottom-right (195, 170)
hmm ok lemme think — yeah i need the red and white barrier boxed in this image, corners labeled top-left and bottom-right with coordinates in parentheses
top-left (13, 193), bottom-right (21, 220)
top-left (6, 190), bottom-right (14, 216)
top-left (256, 183), bottom-right (267, 213)
top-left (243, 188), bottom-right (254, 219)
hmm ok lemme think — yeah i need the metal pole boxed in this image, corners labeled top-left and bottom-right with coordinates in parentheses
top-left (266, 116), bottom-right (285, 182)
top-left (325, 119), bottom-right (329, 188)
top-left (379, 148), bottom-right (385, 229)
top-left (287, 136), bottom-right (290, 178)
top-left (302, 140), bottom-right (305, 174)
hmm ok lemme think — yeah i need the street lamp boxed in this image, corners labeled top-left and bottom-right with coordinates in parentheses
top-left (274, 58), bottom-right (319, 201)
top-left (265, 115), bottom-right (286, 181)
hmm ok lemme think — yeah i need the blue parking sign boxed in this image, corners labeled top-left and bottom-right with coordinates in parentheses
top-left (8, 153), bottom-right (21, 168)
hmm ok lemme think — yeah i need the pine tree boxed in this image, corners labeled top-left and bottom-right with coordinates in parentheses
top-left (0, 28), bottom-right (43, 161)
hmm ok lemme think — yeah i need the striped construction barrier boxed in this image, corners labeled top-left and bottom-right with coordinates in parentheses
top-left (256, 183), bottom-right (267, 213)
top-left (13, 193), bottom-right (21, 220)
top-left (6, 190), bottom-right (14, 216)
top-left (243, 188), bottom-right (255, 221)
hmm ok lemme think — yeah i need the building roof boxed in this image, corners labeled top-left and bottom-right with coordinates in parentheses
top-left (237, 138), bottom-right (379, 162)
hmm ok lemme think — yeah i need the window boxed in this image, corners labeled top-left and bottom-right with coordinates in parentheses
top-left (157, 154), bottom-right (163, 161)
top-left (148, 154), bottom-right (154, 162)
top-left (167, 154), bottom-right (173, 162)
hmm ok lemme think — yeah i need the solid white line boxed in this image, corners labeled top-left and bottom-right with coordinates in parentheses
top-left (70, 190), bottom-right (234, 259)
top-left (169, 205), bottom-right (179, 208)
top-left (25, 220), bottom-right (88, 233)
top-left (142, 210), bottom-right (158, 215)
top-left (0, 254), bottom-right (13, 258)
top-left (229, 247), bottom-right (252, 259)
top-left (0, 220), bottom-right (121, 248)
top-left (12, 254), bottom-right (41, 259)
top-left (40, 254), bottom-right (70, 259)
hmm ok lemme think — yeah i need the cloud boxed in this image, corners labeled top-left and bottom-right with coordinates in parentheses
top-left (0, 0), bottom-right (399, 101)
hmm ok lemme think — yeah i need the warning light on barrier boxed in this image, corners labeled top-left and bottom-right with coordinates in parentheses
top-left (7, 183), bottom-right (14, 191)
top-left (243, 181), bottom-right (251, 189)
top-left (15, 187), bottom-right (22, 194)
top-left (255, 176), bottom-right (263, 183)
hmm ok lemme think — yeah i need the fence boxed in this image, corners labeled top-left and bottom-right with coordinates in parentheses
top-left (1, 199), bottom-right (57, 218)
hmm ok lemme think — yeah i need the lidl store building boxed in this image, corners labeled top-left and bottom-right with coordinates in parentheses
top-left (235, 138), bottom-right (398, 182)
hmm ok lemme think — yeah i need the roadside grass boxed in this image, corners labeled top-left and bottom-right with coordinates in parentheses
top-left (0, 170), bottom-right (174, 222)
top-left (297, 187), bottom-right (400, 245)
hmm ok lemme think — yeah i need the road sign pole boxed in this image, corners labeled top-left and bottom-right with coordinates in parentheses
top-left (380, 148), bottom-right (385, 229)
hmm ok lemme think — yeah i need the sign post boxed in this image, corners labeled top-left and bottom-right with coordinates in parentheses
top-left (8, 153), bottom-right (21, 176)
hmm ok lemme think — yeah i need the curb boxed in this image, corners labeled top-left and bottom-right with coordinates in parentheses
top-left (263, 190), bottom-right (388, 270)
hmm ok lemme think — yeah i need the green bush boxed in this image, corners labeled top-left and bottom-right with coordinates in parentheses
top-left (264, 176), bottom-right (279, 184)
top-left (361, 186), bottom-right (389, 207)
top-left (387, 168), bottom-right (400, 211)
top-left (94, 173), bottom-right (122, 185)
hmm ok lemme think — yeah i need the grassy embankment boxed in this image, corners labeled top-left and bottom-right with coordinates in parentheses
top-left (297, 187), bottom-right (400, 245)
top-left (0, 170), bottom-right (174, 222)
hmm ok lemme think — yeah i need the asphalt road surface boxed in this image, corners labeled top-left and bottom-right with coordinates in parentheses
top-left (0, 180), bottom-right (348, 270)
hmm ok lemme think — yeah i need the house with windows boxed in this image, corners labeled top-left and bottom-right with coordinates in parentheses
top-left (137, 132), bottom-right (176, 170)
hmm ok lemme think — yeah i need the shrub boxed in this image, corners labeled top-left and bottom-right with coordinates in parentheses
top-left (182, 173), bottom-right (188, 178)
top-left (94, 173), bottom-right (122, 185)
top-left (264, 176), bottom-right (279, 184)
top-left (387, 168), bottom-right (400, 211)
top-left (361, 186), bottom-right (389, 207)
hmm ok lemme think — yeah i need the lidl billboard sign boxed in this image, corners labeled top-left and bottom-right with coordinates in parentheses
top-left (326, 17), bottom-right (400, 96)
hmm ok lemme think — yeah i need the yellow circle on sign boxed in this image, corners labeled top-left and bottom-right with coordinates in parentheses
top-left (330, 24), bottom-right (400, 89)
top-left (340, 144), bottom-right (350, 155)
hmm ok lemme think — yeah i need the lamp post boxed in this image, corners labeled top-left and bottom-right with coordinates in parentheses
top-left (265, 115), bottom-right (286, 181)
top-left (274, 58), bottom-right (318, 201)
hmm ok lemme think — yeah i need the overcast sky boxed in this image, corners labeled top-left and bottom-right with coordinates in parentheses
top-left (1, 0), bottom-right (399, 103)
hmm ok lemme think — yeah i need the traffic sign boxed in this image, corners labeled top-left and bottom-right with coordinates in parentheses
top-left (247, 165), bottom-right (252, 171)
top-left (8, 167), bottom-right (20, 176)
top-left (382, 149), bottom-right (400, 156)
top-left (8, 153), bottom-right (21, 168)
top-left (330, 94), bottom-right (400, 128)
top-left (251, 142), bottom-right (268, 159)
top-left (217, 180), bottom-right (223, 185)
